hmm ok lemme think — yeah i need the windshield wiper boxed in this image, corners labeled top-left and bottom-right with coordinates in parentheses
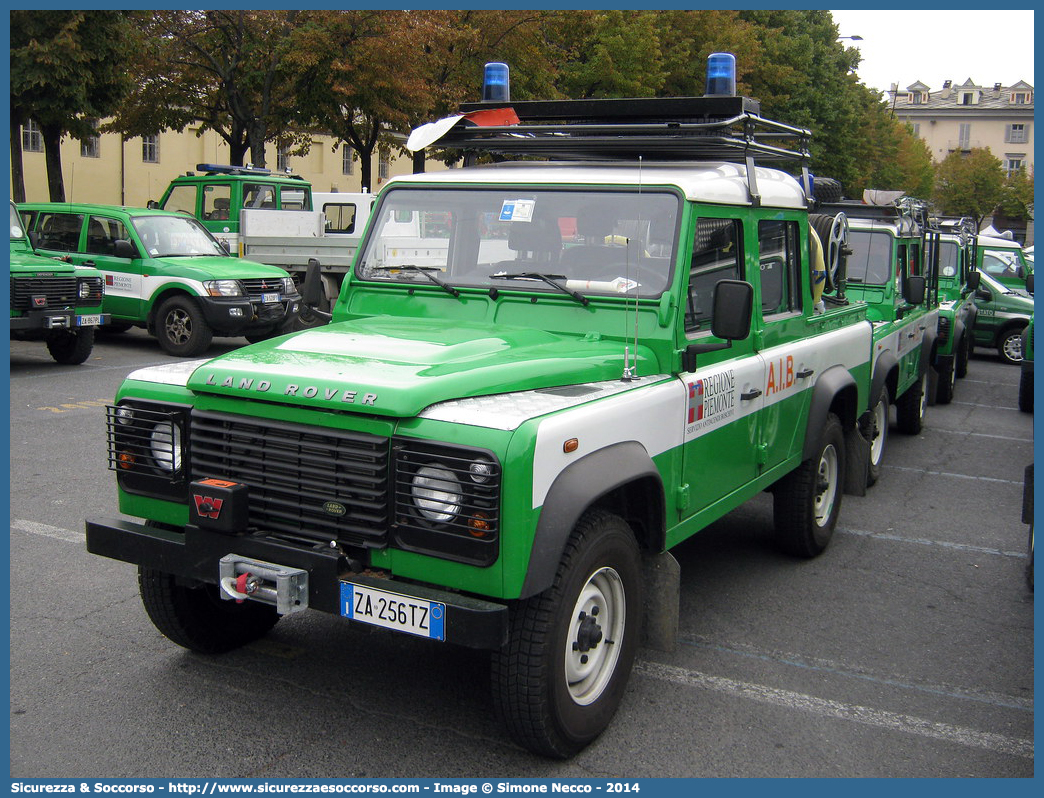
top-left (367, 264), bottom-right (460, 299)
top-left (492, 271), bottom-right (589, 306)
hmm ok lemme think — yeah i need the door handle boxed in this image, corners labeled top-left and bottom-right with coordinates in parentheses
top-left (82, 260), bottom-right (96, 267)
top-left (741, 388), bottom-right (762, 400)
top-left (797, 368), bottom-right (814, 379)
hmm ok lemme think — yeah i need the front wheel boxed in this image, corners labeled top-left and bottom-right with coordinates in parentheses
top-left (138, 566), bottom-right (280, 654)
top-left (492, 510), bottom-right (642, 758)
top-left (155, 295), bottom-right (213, 357)
top-left (895, 371), bottom-right (927, 435)
top-left (773, 413), bottom-right (845, 557)
top-left (46, 326), bottom-right (95, 365)
top-left (865, 396), bottom-right (889, 487)
top-left (935, 357), bottom-right (956, 404)
top-left (998, 327), bottom-right (1026, 365)
top-left (955, 335), bottom-right (970, 378)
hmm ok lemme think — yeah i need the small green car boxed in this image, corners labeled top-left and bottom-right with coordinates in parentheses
top-left (971, 270), bottom-right (1034, 365)
top-left (19, 202), bottom-right (301, 357)
top-left (977, 233), bottom-right (1032, 291)
top-left (9, 200), bottom-right (108, 364)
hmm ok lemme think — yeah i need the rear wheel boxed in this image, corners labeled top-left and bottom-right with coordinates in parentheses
top-left (935, 357), bottom-right (956, 404)
top-left (773, 413), bottom-right (844, 557)
top-left (46, 326), bottom-right (95, 365)
top-left (155, 295), bottom-right (213, 357)
top-left (138, 565), bottom-right (279, 654)
top-left (998, 327), bottom-right (1025, 365)
top-left (895, 371), bottom-right (927, 435)
top-left (955, 335), bottom-right (970, 378)
top-left (492, 510), bottom-right (642, 758)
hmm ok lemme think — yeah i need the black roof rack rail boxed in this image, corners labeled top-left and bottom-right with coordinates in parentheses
top-left (439, 96), bottom-right (813, 207)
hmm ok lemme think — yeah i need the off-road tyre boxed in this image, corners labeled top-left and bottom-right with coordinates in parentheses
top-left (491, 509), bottom-right (642, 758)
top-left (155, 295), bottom-right (213, 357)
top-left (935, 357), bottom-right (956, 404)
top-left (955, 334), bottom-right (970, 378)
top-left (46, 326), bottom-right (95, 365)
top-left (290, 303), bottom-right (330, 331)
top-left (895, 371), bottom-right (927, 435)
top-left (998, 326), bottom-right (1026, 365)
top-left (865, 396), bottom-right (889, 487)
top-left (138, 565), bottom-right (279, 654)
top-left (773, 413), bottom-right (845, 557)
top-left (1019, 368), bottom-right (1033, 412)
top-left (244, 326), bottom-right (279, 344)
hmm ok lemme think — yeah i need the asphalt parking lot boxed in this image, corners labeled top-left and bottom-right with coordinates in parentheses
top-left (8, 329), bottom-right (1034, 778)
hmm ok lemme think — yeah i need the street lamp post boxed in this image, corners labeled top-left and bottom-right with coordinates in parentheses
top-left (838, 35), bottom-right (864, 41)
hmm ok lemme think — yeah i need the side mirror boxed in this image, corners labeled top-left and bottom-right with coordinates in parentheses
top-left (1026, 273), bottom-right (1034, 295)
top-left (682, 279), bottom-right (753, 371)
top-left (220, 239), bottom-right (231, 254)
top-left (302, 258), bottom-right (333, 321)
top-left (965, 271), bottom-right (981, 292)
top-left (903, 275), bottom-right (926, 305)
top-left (113, 239), bottom-right (138, 260)
top-left (146, 200), bottom-right (159, 210)
top-left (976, 288), bottom-right (992, 301)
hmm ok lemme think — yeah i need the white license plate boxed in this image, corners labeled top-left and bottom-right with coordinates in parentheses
top-left (340, 582), bottom-right (445, 640)
top-left (262, 292), bottom-right (280, 304)
top-left (77, 314), bottom-right (102, 326)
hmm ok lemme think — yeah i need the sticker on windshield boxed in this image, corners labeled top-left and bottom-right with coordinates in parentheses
top-left (499, 199), bottom-right (535, 223)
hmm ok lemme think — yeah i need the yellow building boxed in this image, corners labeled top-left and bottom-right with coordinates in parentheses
top-left (13, 122), bottom-right (426, 206)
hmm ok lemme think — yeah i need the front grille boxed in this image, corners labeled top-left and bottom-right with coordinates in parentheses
top-left (937, 314), bottom-right (951, 344)
top-left (189, 409), bottom-right (389, 547)
top-left (10, 275), bottom-right (79, 310)
top-left (79, 276), bottom-right (104, 306)
top-left (239, 278), bottom-right (285, 297)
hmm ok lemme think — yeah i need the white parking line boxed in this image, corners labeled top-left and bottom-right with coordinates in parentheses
top-left (636, 660), bottom-right (1034, 759)
top-left (839, 526), bottom-right (1026, 558)
top-left (11, 519), bottom-right (83, 544)
top-left (884, 464), bottom-right (1024, 486)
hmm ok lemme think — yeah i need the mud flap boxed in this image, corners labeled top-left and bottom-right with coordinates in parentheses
top-left (641, 549), bottom-right (679, 653)
top-left (843, 424), bottom-right (869, 497)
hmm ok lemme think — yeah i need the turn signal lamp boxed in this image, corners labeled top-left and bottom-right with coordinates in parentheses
top-left (469, 512), bottom-right (491, 537)
top-left (118, 452), bottom-right (135, 469)
top-left (705, 52), bottom-right (737, 97)
top-left (482, 62), bottom-right (510, 103)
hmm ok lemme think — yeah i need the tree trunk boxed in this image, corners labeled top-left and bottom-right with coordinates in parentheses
top-left (229, 142), bottom-right (249, 167)
top-left (412, 149), bottom-right (425, 175)
top-left (41, 122), bottom-right (66, 202)
top-left (10, 118), bottom-right (26, 203)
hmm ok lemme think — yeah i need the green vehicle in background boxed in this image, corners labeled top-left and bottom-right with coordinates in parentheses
top-left (820, 195), bottom-right (937, 484)
top-left (1018, 273), bottom-right (1034, 412)
top-left (9, 200), bottom-right (108, 364)
top-left (930, 218), bottom-right (981, 402)
top-left (977, 233), bottom-right (1032, 291)
top-left (971, 269), bottom-right (1034, 365)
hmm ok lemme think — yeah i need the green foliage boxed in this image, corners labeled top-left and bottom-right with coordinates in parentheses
top-left (998, 167), bottom-right (1034, 220)
top-left (933, 149), bottom-right (1006, 226)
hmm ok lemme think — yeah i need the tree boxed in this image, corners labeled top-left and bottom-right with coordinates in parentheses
top-left (998, 166), bottom-right (1034, 222)
top-left (10, 11), bottom-right (135, 201)
top-left (933, 148), bottom-right (1006, 227)
top-left (109, 11), bottom-right (306, 167)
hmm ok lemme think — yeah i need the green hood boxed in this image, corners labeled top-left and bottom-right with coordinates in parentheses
top-left (147, 255), bottom-right (289, 281)
top-left (187, 317), bottom-right (654, 417)
top-left (9, 245), bottom-right (79, 275)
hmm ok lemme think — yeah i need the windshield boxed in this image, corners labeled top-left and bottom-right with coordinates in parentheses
top-left (10, 202), bottom-right (26, 241)
top-left (131, 214), bottom-right (227, 258)
top-left (846, 229), bottom-right (893, 284)
top-left (355, 187), bottom-right (680, 298)
top-left (981, 250), bottom-right (1022, 281)
top-left (937, 240), bottom-right (960, 279)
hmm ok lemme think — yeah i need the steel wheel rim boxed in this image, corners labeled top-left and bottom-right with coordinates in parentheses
top-left (564, 566), bottom-right (626, 706)
top-left (1004, 334), bottom-right (1024, 363)
top-left (870, 399), bottom-right (887, 465)
top-left (814, 444), bottom-right (839, 526)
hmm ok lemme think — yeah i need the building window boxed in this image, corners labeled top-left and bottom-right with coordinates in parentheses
top-left (911, 123), bottom-right (920, 138)
top-left (378, 154), bottom-right (389, 181)
top-left (1005, 123), bottom-right (1028, 144)
top-left (342, 144), bottom-right (354, 176)
top-left (911, 92), bottom-right (923, 105)
top-left (22, 120), bottom-right (43, 153)
top-left (958, 123), bottom-right (971, 149)
top-left (277, 146), bottom-right (289, 173)
top-left (81, 119), bottom-right (100, 158)
top-left (958, 91), bottom-right (979, 106)
top-left (142, 135), bottom-right (159, 163)
top-left (1011, 92), bottom-right (1031, 104)
top-left (1005, 156), bottom-right (1025, 175)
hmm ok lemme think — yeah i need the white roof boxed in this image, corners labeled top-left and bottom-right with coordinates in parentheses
top-left (978, 234), bottom-right (1023, 250)
top-left (383, 161), bottom-right (807, 209)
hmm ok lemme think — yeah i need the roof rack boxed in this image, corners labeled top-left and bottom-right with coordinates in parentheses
top-left (440, 96), bottom-right (811, 207)
top-left (195, 163), bottom-right (272, 176)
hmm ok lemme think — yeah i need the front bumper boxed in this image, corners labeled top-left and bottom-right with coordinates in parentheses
top-left (198, 294), bottom-right (301, 335)
top-left (85, 516), bottom-right (508, 650)
top-left (9, 309), bottom-right (110, 332)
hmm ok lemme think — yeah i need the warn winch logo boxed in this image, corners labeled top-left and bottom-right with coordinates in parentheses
top-left (193, 494), bottom-right (224, 519)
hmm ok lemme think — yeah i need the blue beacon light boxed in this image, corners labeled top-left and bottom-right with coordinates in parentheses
top-left (482, 62), bottom-right (510, 103)
top-left (705, 52), bottom-right (737, 97)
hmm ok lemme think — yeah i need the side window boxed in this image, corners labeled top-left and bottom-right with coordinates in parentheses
top-left (323, 203), bottom-right (357, 234)
top-left (758, 219), bottom-right (801, 316)
top-left (202, 185), bottom-right (232, 221)
top-left (685, 218), bottom-right (742, 334)
top-left (243, 184), bottom-right (276, 209)
top-left (896, 243), bottom-right (908, 293)
top-left (163, 185), bottom-right (197, 215)
top-left (37, 212), bottom-right (84, 251)
top-left (85, 216), bottom-right (131, 256)
top-left (909, 242), bottom-right (922, 277)
top-left (280, 187), bottom-right (310, 211)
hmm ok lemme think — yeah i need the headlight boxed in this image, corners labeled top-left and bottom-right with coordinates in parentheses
top-left (150, 423), bottom-right (182, 473)
top-left (282, 277), bottom-right (296, 294)
top-left (412, 465), bottom-right (462, 522)
top-left (78, 281), bottom-right (92, 299)
top-left (204, 279), bottom-right (243, 297)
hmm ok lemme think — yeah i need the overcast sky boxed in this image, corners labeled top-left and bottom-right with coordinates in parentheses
top-left (829, 9), bottom-right (1034, 95)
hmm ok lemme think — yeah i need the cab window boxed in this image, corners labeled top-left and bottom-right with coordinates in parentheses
top-left (203, 184), bottom-right (232, 221)
top-left (243, 184), bottom-right (276, 209)
top-left (281, 187), bottom-right (311, 211)
top-left (757, 219), bottom-right (800, 316)
top-left (686, 218), bottom-right (742, 333)
top-left (323, 202), bottom-right (358, 234)
top-left (85, 216), bottom-right (131, 257)
top-left (163, 185), bottom-right (197, 215)
top-left (36, 212), bottom-right (84, 251)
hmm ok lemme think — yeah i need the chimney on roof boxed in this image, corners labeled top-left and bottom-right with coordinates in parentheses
top-left (993, 82), bottom-right (1003, 94)
top-left (942, 80), bottom-right (952, 98)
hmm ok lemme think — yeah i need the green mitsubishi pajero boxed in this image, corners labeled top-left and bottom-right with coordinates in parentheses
top-left (85, 59), bottom-right (880, 757)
